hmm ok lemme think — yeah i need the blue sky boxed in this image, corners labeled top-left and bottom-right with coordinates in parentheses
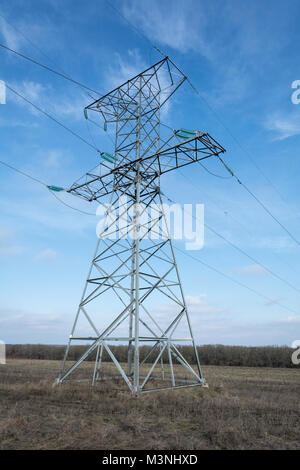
top-left (1, 0), bottom-right (300, 346)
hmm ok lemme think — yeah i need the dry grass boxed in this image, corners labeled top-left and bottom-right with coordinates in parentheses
top-left (0, 359), bottom-right (300, 450)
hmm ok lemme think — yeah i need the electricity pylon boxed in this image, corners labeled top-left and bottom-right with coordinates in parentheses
top-left (57, 57), bottom-right (225, 392)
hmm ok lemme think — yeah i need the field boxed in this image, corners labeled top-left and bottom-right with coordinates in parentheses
top-left (0, 359), bottom-right (300, 450)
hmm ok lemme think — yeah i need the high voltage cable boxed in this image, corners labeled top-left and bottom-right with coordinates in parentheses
top-left (0, 14), bottom-right (108, 160)
top-left (3, 84), bottom-right (300, 292)
top-left (105, 0), bottom-right (165, 59)
top-left (0, 12), bottom-right (100, 103)
top-left (0, 18), bottom-right (103, 216)
top-left (198, 161), bottom-right (232, 179)
top-left (5, 56), bottom-right (300, 269)
top-left (164, 193), bottom-right (300, 295)
top-left (0, 15), bottom-right (167, 137)
top-left (6, 83), bottom-right (100, 152)
top-left (0, 12), bottom-right (65, 73)
top-left (0, 159), bottom-right (95, 216)
top-left (2, 151), bottom-right (298, 314)
top-left (49, 191), bottom-right (95, 216)
top-left (0, 38), bottom-right (173, 142)
top-left (239, 179), bottom-right (300, 247)
top-left (177, 167), bottom-right (300, 277)
top-left (217, 156), bottom-right (300, 247)
top-left (186, 76), bottom-right (293, 207)
top-left (106, 1), bottom-right (300, 250)
top-left (3, 8), bottom-right (300, 288)
top-left (0, 159), bottom-right (47, 187)
top-left (2, 7), bottom-right (298, 328)
top-left (174, 246), bottom-right (299, 317)
top-left (4, 150), bottom-right (299, 296)
top-left (0, 42), bottom-right (103, 96)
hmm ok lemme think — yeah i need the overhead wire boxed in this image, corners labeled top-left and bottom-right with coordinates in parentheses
top-left (0, 11), bottom-right (112, 161)
top-left (48, 191), bottom-right (95, 216)
top-left (0, 158), bottom-right (47, 187)
top-left (2, 155), bottom-right (298, 314)
top-left (0, 157), bottom-right (96, 216)
top-left (105, 1), bottom-right (300, 249)
top-left (2, 6), bottom-right (300, 311)
top-left (0, 11), bottom-right (71, 75)
top-left (217, 155), bottom-right (300, 247)
top-left (6, 83), bottom-right (100, 152)
top-left (163, 193), bottom-right (300, 296)
top-left (177, 166), bottom-right (300, 277)
top-left (0, 42), bottom-right (103, 96)
top-left (174, 246), bottom-right (299, 317)
top-left (0, 15), bottom-right (102, 216)
top-left (197, 161), bottom-right (233, 179)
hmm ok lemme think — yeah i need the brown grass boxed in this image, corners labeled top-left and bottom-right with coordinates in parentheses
top-left (0, 359), bottom-right (300, 450)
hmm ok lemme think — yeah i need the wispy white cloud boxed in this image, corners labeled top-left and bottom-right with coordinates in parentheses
top-left (236, 264), bottom-right (268, 277)
top-left (265, 298), bottom-right (281, 306)
top-left (34, 248), bottom-right (57, 262)
top-left (0, 194), bottom-right (96, 234)
top-left (0, 307), bottom-right (63, 330)
top-left (256, 236), bottom-right (295, 253)
top-left (122, 0), bottom-right (210, 56)
top-left (155, 294), bottom-right (225, 316)
top-left (106, 49), bottom-right (147, 89)
top-left (276, 315), bottom-right (300, 324)
top-left (265, 112), bottom-right (300, 140)
top-left (38, 148), bottom-right (70, 169)
top-left (8, 80), bottom-right (87, 121)
top-left (0, 15), bottom-right (21, 49)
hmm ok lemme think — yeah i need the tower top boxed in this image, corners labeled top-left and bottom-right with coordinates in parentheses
top-left (85, 57), bottom-right (186, 123)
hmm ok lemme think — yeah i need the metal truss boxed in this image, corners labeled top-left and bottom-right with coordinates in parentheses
top-left (57, 57), bottom-right (226, 392)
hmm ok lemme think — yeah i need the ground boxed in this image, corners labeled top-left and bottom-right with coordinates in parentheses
top-left (0, 359), bottom-right (299, 450)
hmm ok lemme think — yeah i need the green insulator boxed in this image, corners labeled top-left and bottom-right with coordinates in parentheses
top-left (180, 128), bottom-right (196, 135)
top-left (100, 153), bottom-right (118, 164)
top-left (47, 185), bottom-right (64, 192)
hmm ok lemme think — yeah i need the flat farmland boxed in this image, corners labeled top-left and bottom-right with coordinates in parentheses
top-left (0, 359), bottom-right (299, 450)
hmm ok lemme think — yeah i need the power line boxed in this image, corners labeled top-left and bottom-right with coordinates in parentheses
top-left (0, 158), bottom-right (95, 216)
top-left (164, 193), bottom-right (300, 295)
top-left (9, 75), bottom-right (296, 246)
top-left (217, 155), bottom-right (300, 248)
top-left (3, 6), bottom-right (300, 300)
top-left (106, 1), bottom-right (300, 247)
top-left (49, 191), bottom-right (95, 216)
top-left (174, 246), bottom-right (299, 317)
top-left (0, 14), bottom-right (178, 151)
top-left (6, 82), bottom-right (299, 294)
top-left (0, 158), bottom-right (47, 186)
top-left (2, 157), bottom-right (297, 312)
top-left (240, 179), bottom-right (300, 247)
top-left (184, 76), bottom-right (293, 205)
top-left (0, 42), bottom-right (103, 96)
top-left (198, 161), bottom-right (233, 179)
top-left (177, 167), bottom-right (248, 231)
top-left (174, 134), bottom-right (232, 179)
top-left (6, 83), bottom-right (100, 152)
top-left (105, 0), bottom-right (165, 59)
top-left (0, 12), bottom-right (99, 103)
top-left (0, 12), bottom-right (64, 73)
top-left (0, 12), bottom-right (108, 158)
top-left (177, 167), bottom-right (300, 277)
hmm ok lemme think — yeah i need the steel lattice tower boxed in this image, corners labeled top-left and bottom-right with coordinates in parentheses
top-left (57, 57), bottom-right (225, 392)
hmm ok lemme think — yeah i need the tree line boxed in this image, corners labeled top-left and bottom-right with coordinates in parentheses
top-left (6, 344), bottom-right (298, 368)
